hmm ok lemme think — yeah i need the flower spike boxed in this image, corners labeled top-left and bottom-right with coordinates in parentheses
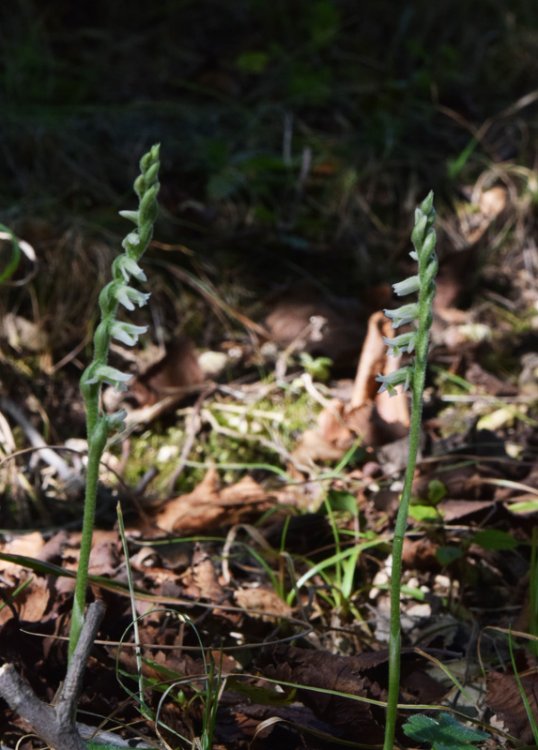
top-left (69, 146), bottom-right (161, 660)
top-left (379, 191), bottom-right (437, 750)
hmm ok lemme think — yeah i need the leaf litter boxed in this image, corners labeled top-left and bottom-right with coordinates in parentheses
top-left (0, 192), bottom-right (537, 749)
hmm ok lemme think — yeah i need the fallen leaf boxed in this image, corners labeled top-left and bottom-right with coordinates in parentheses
top-left (155, 469), bottom-right (272, 533)
top-left (458, 186), bottom-right (507, 245)
top-left (486, 669), bottom-right (538, 744)
top-left (264, 282), bottom-right (365, 370)
top-left (131, 336), bottom-right (205, 406)
top-left (0, 533), bottom-right (45, 579)
top-left (233, 586), bottom-right (291, 621)
top-left (259, 644), bottom-right (385, 742)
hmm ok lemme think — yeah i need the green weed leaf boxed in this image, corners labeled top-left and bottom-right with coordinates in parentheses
top-left (402, 712), bottom-right (489, 750)
top-left (428, 479), bottom-right (447, 505)
top-left (436, 545), bottom-right (464, 566)
top-left (472, 529), bottom-right (520, 551)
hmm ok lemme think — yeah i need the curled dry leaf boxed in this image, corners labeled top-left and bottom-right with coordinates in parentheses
top-left (457, 185), bottom-right (507, 245)
top-left (0, 577), bottom-right (51, 626)
top-left (291, 311), bottom-right (409, 467)
top-left (155, 468), bottom-right (272, 533)
top-left (233, 586), bottom-right (291, 621)
top-left (186, 543), bottom-right (225, 601)
top-left (486, 669), bottom-right (538, 745)
top-left (131, 336), bottom-right (204, 406)
top-left (0, 532), bottom-right (45, 579)
top-left (259, 644), bottom-right (385, 742)
top-left (264, 281), bottom-right (365, 369)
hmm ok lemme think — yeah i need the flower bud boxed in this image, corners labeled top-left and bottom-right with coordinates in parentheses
top-left (110, 321), bottom-right (148, 346)
top-left (113, 255), bottom-right (147, 283)
top-left (84, 364), bottom-right (133, 390)
top-left (383, 332), bottom-right (416, 355)
top-left (375, 366), bottom-right (413, 396)
top-left (383, 303), bottom-right (419, 328)
top-left (392, 275), bottom-right (420, 297)
top-left (114, 284), bottom-right (151, 311)
top-left (118, 210), bottom-right (139, 225)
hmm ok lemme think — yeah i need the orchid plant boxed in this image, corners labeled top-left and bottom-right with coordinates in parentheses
top-left (68, 144), bottom-right (161, 659)
top-left (377, 192), bottom-right (437, 750)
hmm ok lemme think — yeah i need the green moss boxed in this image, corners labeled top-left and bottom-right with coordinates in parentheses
top-left (122, 381), bottom-right (321, 497)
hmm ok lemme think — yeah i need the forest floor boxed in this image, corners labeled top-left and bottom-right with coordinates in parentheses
top-left (0, 179), bottom-right (537, 749)
top-left (1, 4), bottom-right (538, 747)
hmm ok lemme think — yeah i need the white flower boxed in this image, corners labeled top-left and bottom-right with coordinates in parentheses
top-left (375, 366), bottom-right (412, 396)
top-left (392, 275), bottom-right (420, 297)
top-left (84, 364), bottom-right (133, 390)
top-left (121, 231), bottom-right (142, 254)
top-left (110, 321), bottom-right (148, 346)
top-left (114, 256), bottom-right (147, 283)
top-left (118, 209), bottom-right (140, 225)
top-left (114, 284), bottom-right (151, 311)
top-left (383, 332), bottom-right (416, 355)
top-left (383, 303), bottom-right (419, 328)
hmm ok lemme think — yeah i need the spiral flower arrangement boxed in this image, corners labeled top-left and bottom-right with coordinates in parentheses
top-left (376, 190), bottom-right (437, 398)
top-left (379, 192), bottom-right (438, 750)
top-left (69, 145), bottom-right (160, 658)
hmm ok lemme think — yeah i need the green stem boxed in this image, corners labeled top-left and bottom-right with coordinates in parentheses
top-left (68, 413), bottom-right (106, 658)
top-left (382, 365), bottom-right (425, 749)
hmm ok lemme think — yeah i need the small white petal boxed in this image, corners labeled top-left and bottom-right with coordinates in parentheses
top-left (115, 256), bottom-right (147, 283)
top-left (85, 365), bottom-right (132, 390)
top-left (384, 303), bottom-right (419, 328)
top-left (115, 285), bottom-right (151, 311)
top-left (121, 232), bottom-right (142, 254)
top-left (383, 332), bottom-right (416, 355)
top-left (376, 367), bottom-right (412, 396)
top-left (392, 275), bottom-right (420, 297)
top-left (110, 321), bottom-right (148, 346)
top-left (119, 209), bottom-right (140, 224)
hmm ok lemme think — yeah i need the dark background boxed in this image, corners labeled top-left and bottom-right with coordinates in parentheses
top-left (1, 0), bottom-right (537, 332)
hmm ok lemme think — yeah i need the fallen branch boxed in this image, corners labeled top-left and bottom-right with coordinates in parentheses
top-left (0, 600), bottom-right (105, 750)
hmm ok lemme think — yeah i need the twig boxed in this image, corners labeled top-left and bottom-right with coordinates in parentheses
top-left (0, 396), bottom-right (74, 481)
top-left (0, 600), bottom-right (105, 750)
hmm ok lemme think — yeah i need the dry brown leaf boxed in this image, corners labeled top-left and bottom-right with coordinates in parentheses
top-left (14, 577), bottom-right (51, 623)
top-left (0, 532), bottom-right (45, 578)
top-left (437, 499), bottom-right (495, 522)
top-left (486, 669), bottom-right (538, 744)
top-left (131, 336), bottom-right (204, 406)
top-left (87, 530), bottom-right (121, 576)
top-left (458, 186), bottom-right (507, 244)
top-left (155, 468), bottom-right (272, 533)
top-left (259, 645), bottom-right (445, 742)
top-left (402, 537), bottom-right (441, 572)
top-left (189, 543), bottom-right (225, 600)
top-left (260, 644), bottom-right (385, 742)
top-left (291, 311), bottom-right (409, 466)
top-left (264, 281), bottom-right (365, 369)
top-left (233, 586), bottom-right (291, 621)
